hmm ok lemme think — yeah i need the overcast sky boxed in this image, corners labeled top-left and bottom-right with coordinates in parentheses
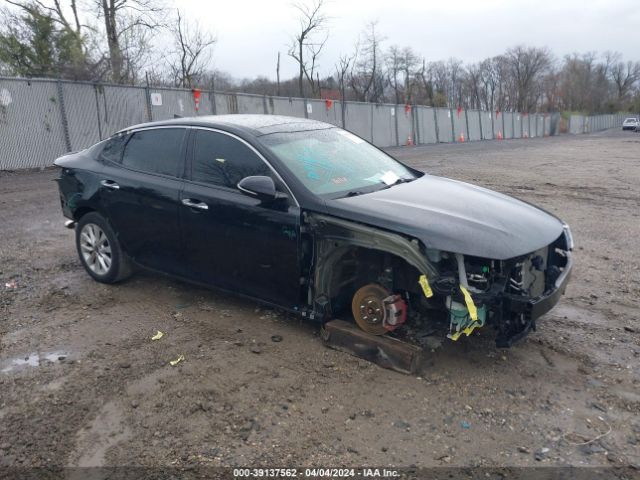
top-left (175, 0), bottom-right (640, 80)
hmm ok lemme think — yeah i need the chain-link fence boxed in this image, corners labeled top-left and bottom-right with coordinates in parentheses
top-left (0, 76), bottom-right (633, 170)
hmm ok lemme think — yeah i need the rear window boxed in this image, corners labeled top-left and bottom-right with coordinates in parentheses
top-left (99, 134), bottom-right (128, 163)
top-left (121, 128), bottom-right (186, 177)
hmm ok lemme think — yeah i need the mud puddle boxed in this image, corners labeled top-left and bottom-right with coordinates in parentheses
top-left (1, 350), bottom-right (72, 373)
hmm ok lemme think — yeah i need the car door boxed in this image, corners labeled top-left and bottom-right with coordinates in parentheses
top-left (98, 127), bottom-right (188, 276)
top-left (179, 128), bottom-right (301, 307)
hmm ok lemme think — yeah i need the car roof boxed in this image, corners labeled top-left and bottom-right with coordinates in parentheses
top-left (118, 114), bottom-right (335, 137)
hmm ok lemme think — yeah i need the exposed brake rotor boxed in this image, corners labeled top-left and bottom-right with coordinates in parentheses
top-left (351, 283), bottom-right (407, 335)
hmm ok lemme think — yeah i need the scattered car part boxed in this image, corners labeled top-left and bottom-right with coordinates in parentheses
top-left (321, 319), bottom-right (424, 374)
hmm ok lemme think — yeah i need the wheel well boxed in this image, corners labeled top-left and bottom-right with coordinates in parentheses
top-left (73, 207), bottom-right (95, 221)
top-left (323, 246), bottom-right (421, 319)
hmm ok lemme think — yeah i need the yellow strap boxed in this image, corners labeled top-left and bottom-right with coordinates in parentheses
top-left (418, 274), bottom-right (434, 298)
top-left (447, 321), bottom-right (482, 341)
top-left (459, 285), bottom-right (478, 321)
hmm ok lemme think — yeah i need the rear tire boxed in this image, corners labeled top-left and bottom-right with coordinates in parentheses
top-left (75, 212), bottom-right (132, 284)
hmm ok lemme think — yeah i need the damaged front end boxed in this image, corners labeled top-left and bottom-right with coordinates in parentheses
top-left (306, 212), bottom-right (573, 348)
top-left (432, 225), bottom-right (573, 347)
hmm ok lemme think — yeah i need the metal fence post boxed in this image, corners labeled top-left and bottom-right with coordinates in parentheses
top-left (413, 105), bottom-right (420, 145)
top-left (464, 108), bottom-right (470, 141)
top-left (144, 84), bottom-right (153, 122)
top-left (519, 113), bottom-right (523, 138)
top-left (93, 84), bottom-right (103, 141)
top-left (450, 108), bottom-right (455, 143)
top-left (433, 108), bottom-right (440, 143)
top-left (210, 90), bottom-right (217, 115)
top-left (394, 104), bottom-right (400, 146)
top-left (478, 110), bottom-right (483, 140)
top-left (489, 107), bottom-right (496, 138)
top-left (56, 80), bottom-right (72, 152)
top-left (370, 103), bottom-right (374, 143)
top-left (341, 101), bottom-right (346, 129)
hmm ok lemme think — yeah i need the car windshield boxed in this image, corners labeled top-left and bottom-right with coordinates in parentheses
top-left (258, 128), bottom-right (418, 196)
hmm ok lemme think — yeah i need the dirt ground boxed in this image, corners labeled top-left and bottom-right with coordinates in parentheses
top-left (0, 129), bottom-right (639, 472)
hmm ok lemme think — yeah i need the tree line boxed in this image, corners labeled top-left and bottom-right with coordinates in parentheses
top-left (1, 0), bottom-right (639, 114)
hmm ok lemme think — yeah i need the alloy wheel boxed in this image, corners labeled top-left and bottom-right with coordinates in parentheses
top-left (79, 223), bottom-right (112, 275)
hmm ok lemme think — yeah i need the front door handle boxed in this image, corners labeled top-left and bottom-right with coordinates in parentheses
top-left (182, 198), bottom-right (209, 210)
top-left (100, 179), bottom-right (120, 190)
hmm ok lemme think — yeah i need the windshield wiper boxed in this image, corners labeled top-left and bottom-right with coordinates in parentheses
top-left (344, 178), bottom-right (415, 198)
top-left (382, 177), bottom-right (414, 188)
top-left (345, 190), bottom-right (365, 197)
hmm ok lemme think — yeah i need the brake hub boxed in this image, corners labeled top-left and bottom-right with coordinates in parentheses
top-left (351, 283), bottom-right (407, 335)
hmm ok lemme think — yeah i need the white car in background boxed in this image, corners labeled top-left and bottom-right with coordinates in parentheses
top-left (622, 117), bottom-right (639, 131)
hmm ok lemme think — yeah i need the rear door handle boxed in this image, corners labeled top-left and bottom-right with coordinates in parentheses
top-left (182, 198), bottom-right (209, 210)
top-left (100, 180), bottom-right (120, 190)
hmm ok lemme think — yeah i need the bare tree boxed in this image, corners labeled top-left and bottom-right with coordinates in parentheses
top-left (386, 45), bottom-right (403, 103)
top-left (504, 45), bottom-right (552, 111)
top-left (96, 0), bottom-right (165, 83)
top-left (611, 60), bottom-right (640, 100)
top-left (288, 0), bottom-right (328, 98)
top-left (385, 45), bottom-right (419, 104)
top-left (349, 21), bottom-right (385, 102)
top-left (415, 58), bottom-right (434, 105)
top-left (167, 9), bottom-right (216, 88)
top-left (335, 52), bottom-right (354, 101)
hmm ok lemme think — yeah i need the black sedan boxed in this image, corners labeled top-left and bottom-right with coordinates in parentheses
top-left (54, 115), bottom-right (573, 347)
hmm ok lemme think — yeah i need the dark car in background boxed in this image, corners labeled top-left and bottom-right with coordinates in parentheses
top-left (54, 115), bottom-right (573, 347)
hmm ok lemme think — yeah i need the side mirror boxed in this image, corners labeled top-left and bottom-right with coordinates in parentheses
top-left (237, 176), bottom-right (286, 203)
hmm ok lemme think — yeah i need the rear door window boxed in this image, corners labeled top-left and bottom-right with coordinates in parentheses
top-left (191, 130), bottom-right (270, 189)
top-left (121, 128), bottom-right (186, 177)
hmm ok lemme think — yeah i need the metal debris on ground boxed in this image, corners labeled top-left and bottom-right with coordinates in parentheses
top-left (151, 331), bottom-right (164, 341)
top-left (169, 354), bottom-right (185, 366)
top-left (5, 280), bottom-right (17, 289)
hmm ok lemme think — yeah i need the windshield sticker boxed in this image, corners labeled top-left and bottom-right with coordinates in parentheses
top-left (331, 176), bottom-right (348, 185)
top-left (380, 170), bottom-right (400, 185)
top-left (336, 130), bottom-right (364, 144)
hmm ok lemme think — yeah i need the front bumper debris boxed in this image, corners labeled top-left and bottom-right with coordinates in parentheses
top-left (507, 250), bottom-right (573, 319)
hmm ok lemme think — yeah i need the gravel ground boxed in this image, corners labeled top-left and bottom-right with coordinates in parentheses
top-left (0, 129), bottom-right (639, 471)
